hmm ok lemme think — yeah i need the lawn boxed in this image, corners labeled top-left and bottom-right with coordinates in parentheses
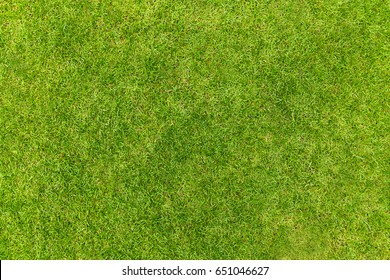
top-left (0, 0), bottom-right (389, 259)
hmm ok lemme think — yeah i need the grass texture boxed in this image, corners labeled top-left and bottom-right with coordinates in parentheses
top-left (0, 0), bottom-right (389, 259)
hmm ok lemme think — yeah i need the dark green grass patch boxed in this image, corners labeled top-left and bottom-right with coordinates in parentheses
top-left (1, 0), bottom-right (389, 259)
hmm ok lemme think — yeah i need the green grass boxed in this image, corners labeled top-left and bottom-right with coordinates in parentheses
top-left (0, 0), bottom-right (389, 259)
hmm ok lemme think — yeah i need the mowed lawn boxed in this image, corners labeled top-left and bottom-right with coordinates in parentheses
top-left (0, 0), bottom-right (389, 259)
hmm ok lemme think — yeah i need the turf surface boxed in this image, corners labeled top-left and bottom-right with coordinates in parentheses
top-left (0, 0), bottom-right (389, 259)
